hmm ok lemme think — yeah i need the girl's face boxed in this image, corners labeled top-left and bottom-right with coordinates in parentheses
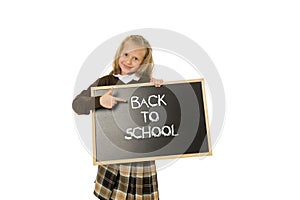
top-left (118, 40), bottom-right (146, 75)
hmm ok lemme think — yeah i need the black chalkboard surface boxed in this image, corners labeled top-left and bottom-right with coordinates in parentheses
top-left (91, 79), bottom-right (211, 165)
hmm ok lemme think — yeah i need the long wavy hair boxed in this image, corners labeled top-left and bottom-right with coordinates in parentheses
top-left (109, 35), bottom-right (154, 78)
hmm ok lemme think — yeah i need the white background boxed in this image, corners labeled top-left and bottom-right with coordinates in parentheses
top-left (1, 0), bottom-right (299, 199)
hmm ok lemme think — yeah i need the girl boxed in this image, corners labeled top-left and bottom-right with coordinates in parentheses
top-left (72, 35), bottom-right (162, 200)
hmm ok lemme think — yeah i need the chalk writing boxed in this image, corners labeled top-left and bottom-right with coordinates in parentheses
top-left (125, 93), bottom-right (179, 140)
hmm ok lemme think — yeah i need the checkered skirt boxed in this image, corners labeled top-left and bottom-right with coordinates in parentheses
top-left (94, 161), bottom-right (159, 200)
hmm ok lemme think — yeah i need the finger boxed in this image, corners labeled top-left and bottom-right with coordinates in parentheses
top-left (153, 79), bottom-right (163, 85)
top-left (111, 98), bottom-right (117, 106)
top-left (106, 88), bottom-right (114, 95)
top-left (155, 80), bottom-right (163, 87)
top-left (150, 78), bottom-right (156, 84)
top-left (114, 97), bottom-right (127, 102)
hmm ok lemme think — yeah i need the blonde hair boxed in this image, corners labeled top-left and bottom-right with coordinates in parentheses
top-left (109, 35), bottom-right (154, 78)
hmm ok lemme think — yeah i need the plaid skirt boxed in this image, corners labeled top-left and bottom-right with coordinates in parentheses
top-left (94, 161), bottom-right (159, 200)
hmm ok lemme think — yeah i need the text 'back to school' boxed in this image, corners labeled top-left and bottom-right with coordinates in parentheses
top-left (124, 94), bottom-right (179, 140)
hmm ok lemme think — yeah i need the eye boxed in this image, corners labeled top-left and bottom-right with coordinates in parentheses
top-left (124, 53), bottom-right (128, 56)
top-left (133, 57), bottom-right (139, 61)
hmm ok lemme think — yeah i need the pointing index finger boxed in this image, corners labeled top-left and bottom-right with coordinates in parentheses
top-left (114, 97), bottom-right (127, 103)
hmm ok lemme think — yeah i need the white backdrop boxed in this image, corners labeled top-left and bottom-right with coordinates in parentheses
top-left (1, 1), bottom-right (299, 199)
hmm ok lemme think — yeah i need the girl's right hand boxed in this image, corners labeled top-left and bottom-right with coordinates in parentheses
top-left (99, 88), bottom-right (127, 109)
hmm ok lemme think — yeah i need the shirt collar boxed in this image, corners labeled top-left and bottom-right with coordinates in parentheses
top-left (113, 73), bottom-right (141, 84)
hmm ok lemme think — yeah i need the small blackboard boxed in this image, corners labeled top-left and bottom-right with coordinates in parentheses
top-left (91, 79), bottom-right (211, 165)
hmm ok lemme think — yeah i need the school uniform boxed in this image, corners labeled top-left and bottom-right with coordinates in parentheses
top-left (72, 74), bottom-right (159, 200)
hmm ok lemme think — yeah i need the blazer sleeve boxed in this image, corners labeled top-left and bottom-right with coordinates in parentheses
top-left (72, 78), bottom-right (104, 115)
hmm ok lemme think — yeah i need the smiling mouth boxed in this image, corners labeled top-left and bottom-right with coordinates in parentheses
top-left (123, 64), bottom-right (132, 69)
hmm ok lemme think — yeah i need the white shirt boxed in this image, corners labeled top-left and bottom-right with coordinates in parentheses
top-left (113, 74), bottom-right (141, 84)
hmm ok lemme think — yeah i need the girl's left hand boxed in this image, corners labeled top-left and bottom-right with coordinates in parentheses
top-left (151, 78), bottom-right (163, 87)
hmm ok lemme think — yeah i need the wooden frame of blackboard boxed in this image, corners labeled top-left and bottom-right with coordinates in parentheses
top-left (91, 78), bottom-right (212, 165)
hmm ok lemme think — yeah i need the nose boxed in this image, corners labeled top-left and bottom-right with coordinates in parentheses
top-left (126, 56), bottom-right (132, 64)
